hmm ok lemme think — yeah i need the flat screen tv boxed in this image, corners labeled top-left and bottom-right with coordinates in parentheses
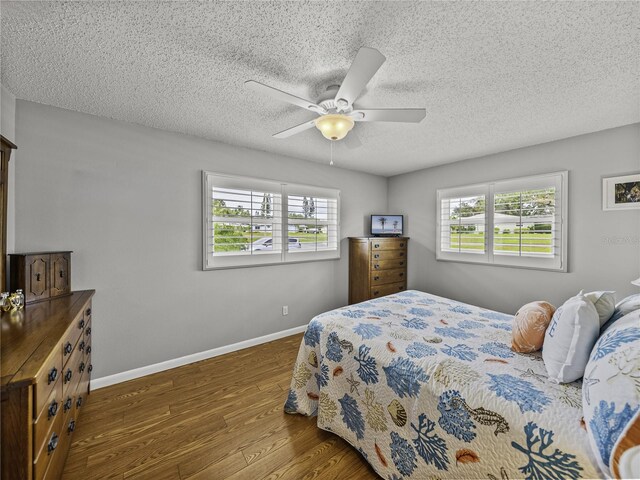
top-left (371, 215), bottom-right (403, 237)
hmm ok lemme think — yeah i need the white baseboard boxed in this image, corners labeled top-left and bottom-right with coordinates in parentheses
top-left (91, 324), bottom-right (307, 390)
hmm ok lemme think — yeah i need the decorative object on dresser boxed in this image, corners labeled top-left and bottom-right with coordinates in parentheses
top-left (0, 135), bottom-right (17, 292)
top-left (1, 290), bottom-right (94, 480)
top-left (348, 237), bottom-right (408, 304)
top-left (10, 252), bottom-right (72, 304)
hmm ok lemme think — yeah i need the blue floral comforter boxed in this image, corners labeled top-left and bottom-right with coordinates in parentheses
top-left (285, 290), bottom-right (600, 479)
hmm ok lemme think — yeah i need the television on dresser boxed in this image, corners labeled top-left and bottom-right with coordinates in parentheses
top-left (370, 215), bottom-right (403, 237)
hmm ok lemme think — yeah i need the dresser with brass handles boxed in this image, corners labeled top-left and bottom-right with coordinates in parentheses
top-left (1, 290), bottom-right (95, 480)
top-left (348, 237), bottom-right (409, 304)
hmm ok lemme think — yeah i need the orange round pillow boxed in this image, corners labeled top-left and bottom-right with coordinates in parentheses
top-left (511, 301), bottom-right (556, 353)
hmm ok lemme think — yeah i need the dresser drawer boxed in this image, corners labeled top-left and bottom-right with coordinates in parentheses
top-left (370, 282), bottom-right (406, 298)
top-left (61, 313), bottom-right (85, 366)
top-left (42, 412), bottom-right (74, 480)
top-left (62, 345), bottom-right (83, 397)
top-left (371, 258), bottom-right (407, 271)
top-left (84, 320), bottom-right (92, 343)
top-left (371, 268), bottom-right (406, 286)
top-left (371, 249), bottom-right (407, 261)
top-left (370, 239), bottom-right (407, 251)
top-left (34, 352), bottom-right (63, 417)
top-left (33, 413), bottom-right (63, 480)
top-left (61, 392), bottom-right (75, 419)
top-left (33, 381), bottom-right (62, 460)
top-left (78, 353), bottom-right (91, 396)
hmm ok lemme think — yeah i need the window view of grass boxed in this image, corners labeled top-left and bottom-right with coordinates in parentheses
top-left (211, 191), bottom-right (333, 253)
top-left (450, 231), bottom-right (553, 254)
top-left (444, 188), bottom-right (556, 256)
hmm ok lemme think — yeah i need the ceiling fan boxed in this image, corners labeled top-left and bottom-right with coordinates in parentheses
top-left (245, 47), bottom-right (426, 145)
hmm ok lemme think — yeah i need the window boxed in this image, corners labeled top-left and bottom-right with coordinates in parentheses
top-left (203, 172), bottom-right (340, 269)
top-left (437, 171), bottom-right (567, 271)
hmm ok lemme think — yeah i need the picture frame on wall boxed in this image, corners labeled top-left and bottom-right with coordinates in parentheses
top-left (602, 173), bottom-right (640, 211)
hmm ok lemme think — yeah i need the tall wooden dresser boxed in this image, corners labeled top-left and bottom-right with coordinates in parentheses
top-left (1, 290), bottom-right (94, 480)
top-left (348, 237), bottom-right (409, 304)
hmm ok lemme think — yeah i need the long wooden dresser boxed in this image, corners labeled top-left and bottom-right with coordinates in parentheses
top-left (348, 237), bottom-right (409, 304)
top-left (1, 290), bottom-right (94, 480)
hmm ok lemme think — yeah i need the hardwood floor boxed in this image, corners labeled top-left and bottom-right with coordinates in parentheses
top-left (62, 334), bottom-right (379, 479)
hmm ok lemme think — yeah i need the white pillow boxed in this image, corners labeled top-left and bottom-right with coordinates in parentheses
top-left (583, 290), bottom-right (616, 326)
top-left (542, 293), bottom-right (600, 383)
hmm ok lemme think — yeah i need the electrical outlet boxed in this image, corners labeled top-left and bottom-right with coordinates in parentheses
top-left (282, 305), bottom-right (289, 316)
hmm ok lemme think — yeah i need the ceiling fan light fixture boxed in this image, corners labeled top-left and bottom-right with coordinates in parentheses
top-left (314, 114), bottom-right (354, 141)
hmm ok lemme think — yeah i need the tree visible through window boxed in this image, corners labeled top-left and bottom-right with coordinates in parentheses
top-left (437, 172), bottom-right (567, 271)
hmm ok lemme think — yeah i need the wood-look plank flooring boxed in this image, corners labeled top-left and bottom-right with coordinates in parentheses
top-left (62, 334), bottom-right (378, 480)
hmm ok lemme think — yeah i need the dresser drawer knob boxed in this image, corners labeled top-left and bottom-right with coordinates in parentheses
top-left (373, 254), bottom-right (379, 259)
top-left (79, 341), bottom-right (85, 352)
top-left (64, 342), bottom-right (73, 355)
top-left (48, 367), bottom-right (58, 384)
top-left (400, 243), bottom-right (405, 247)
top-left (47, 433), bottom-right (59, 454)
top-left (64, 398), bottom-right (73, 412)
top-left (373, 290), bottom-right (379, 296)
top-left (36, 272), bottom-right (41, 282)
top-left (86, 308), bottom-right (92, 316)
top-left (79, 319), bottom-right (85, 330)
top-left (399, 252), bottom-right (404, 257)
top-left (68, 420), bottom-right (76, 434)
top-left (399, 286), bottom-right (404, 291)
top-left (76, 397), bottom-right (83, 409)
top-left (64, 369), bottom-right (72, 383)
top-left (374, 264), bottom-right (380, 269)
top-left (59, 269), bottom-right (65, 278)
top-left (399, 261), bottom-right (404, 266)
top-left (374, 244), bottom-right (380, 248)
top-left (79, 362), bottom-right (86, 373)
top-left (88, 364), bottom-right (93, 373)
top-left (399, 272), bottom-right (404, 277)
top-left (48, 401), bottom-right (59, 419)
top-left (86, 327), bottom-right (92, 336)
top-left (86, 346), bottom-right (92, 354)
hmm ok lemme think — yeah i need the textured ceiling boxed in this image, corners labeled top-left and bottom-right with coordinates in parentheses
top-left (1, 1), bottom-right (639, 176)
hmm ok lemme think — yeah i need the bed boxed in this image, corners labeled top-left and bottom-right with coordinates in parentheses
top-left (285, 290), bottom-right (601, 479)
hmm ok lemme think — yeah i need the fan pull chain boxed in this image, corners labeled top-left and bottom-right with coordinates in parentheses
top-left (330, 141), bottom-right (334, 166)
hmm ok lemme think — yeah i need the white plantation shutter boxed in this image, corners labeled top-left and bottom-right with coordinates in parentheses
top-left (287, 187), bottom-right (340, 261)
top-left (437, 186), bottom-right (489, 263)
top-left (437, 171), bottom-right (567, 271)
top-left (492, 172), bottom-right (566, 270)
top-left (203, 172), bottom-right (340, 269)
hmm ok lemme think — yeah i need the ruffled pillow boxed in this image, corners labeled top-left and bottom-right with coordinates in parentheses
top-left (511, 301), bottom-right (555, 353)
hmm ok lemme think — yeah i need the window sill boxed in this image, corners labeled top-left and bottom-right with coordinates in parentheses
top-left (203, 255), bottom-right (341, 271)
top-left (435, 256), bottom-right (567, 273)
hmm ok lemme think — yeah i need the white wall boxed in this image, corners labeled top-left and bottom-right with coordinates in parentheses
top-left (389, 124), bottom-right (640, 314)
top-left (1, 84), bottom-right (16, 256)
top-left (14, 100), bottom-right (387, 378)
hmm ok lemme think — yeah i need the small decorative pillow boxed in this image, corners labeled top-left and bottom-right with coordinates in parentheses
top-left (582, 310), bottom-right (640, 478)
top-left (511, 301), bottom-right (556, 353)
top-left (583, 290), bottom-right (616, 326)
top-left (542, 293), bottom-right (599, 383)
top-left (601, 293), bottom-right (640, 333)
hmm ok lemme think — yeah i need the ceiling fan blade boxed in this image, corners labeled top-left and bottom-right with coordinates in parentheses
top-left (273, 120), bottom-right (317, 139)
top-left (245, 80), bottom-right (326, 114)
top-left (335, 47), bottom-right (386, 110)
top-left (351, 108), bottom-right (426, 123)
top-left (343, 130), bottom-right (363, 149)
